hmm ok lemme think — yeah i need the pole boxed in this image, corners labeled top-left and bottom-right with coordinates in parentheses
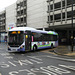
top-left (71, 0), bottom-right (73, 52)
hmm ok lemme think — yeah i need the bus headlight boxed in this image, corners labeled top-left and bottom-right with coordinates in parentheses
top-left (8, 46), bottom-right (11, 50)
top-left (8, 46), bottom-right (10, 48)
top-left (20, 45), bottom-right (24, 49)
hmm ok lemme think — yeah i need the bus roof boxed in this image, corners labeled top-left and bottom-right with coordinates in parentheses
top-left (31, 30), bottom-right (58, 35)
top-left (9, 27), bottom-right (58, 35)
top-left (9, 27), bottom-right (36, 31)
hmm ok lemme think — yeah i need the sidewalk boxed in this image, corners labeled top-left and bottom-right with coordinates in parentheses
top-left (0, 42), bottom-right (7, 49)
top-left (54, 46), bottom-right (75, 57)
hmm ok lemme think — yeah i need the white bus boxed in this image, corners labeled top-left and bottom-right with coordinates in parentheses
top-left (8, 27), bottom-right (58, 52)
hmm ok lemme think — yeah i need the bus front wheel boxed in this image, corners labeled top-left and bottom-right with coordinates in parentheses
top-left (33, 45), bottom-right (37, 51)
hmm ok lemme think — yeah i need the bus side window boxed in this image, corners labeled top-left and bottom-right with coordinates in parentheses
top-left (53, 35), bottom-right (58, 41)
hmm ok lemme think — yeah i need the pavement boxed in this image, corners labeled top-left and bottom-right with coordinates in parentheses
top-left (53, 45), bottom-right (75, 57)
top-left (0, 42), bottom-right (7, 49)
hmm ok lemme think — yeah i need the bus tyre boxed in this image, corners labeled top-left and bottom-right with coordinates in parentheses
top-left (33, 46), bottom-right (37, 51)
top-left (51, 44), bottom-right (53, 49)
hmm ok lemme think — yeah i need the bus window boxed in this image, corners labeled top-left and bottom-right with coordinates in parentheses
top-left (8, 31), bottom-right (24, 46)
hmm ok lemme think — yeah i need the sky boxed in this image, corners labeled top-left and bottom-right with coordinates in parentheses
top-left (0, 0), bottom-right (17, 11)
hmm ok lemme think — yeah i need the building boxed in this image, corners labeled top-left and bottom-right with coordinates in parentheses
top-left (6, 3), bottom-right (16, 32)
top-left (16, 0), bottom-right (27, 27)
top-left (47, 0), bottom-right (75, 45)
top-left (0, 10), bottom-right (6, 42)
top-left (0, 10), bottom-right (6, 32)
top-left (27, 0), bottom-right (48, 29)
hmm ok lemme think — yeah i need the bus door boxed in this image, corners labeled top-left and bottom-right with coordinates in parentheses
top-left (25, 32), bottom-right (32, 51)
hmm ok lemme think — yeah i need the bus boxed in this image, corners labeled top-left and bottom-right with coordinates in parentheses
top-left (8, 27), bottom-right (58, 52)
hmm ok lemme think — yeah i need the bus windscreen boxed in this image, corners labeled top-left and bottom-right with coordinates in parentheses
top-left (8, 31), bottom-right (24, 47)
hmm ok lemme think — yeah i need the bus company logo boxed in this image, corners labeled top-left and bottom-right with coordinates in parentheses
top-left (8, 27), bottom-right (14, 30)
top-left (8, 24), bottom-right (14, 30)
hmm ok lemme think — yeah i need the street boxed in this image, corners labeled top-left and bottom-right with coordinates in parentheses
top-left (0, 43), bottom-right (75, 75)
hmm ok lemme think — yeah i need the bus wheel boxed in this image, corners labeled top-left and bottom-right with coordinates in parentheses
top-left (33, 45), bottom-right (37, 51)
top-left (51, 44), bottom-right (53, 49)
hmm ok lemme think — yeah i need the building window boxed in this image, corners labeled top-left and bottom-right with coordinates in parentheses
top-left (47, 0), bottom-right (53, 2)
top-left (48, 5), bottom-right (49, 11)
top-left (21, 18), bottom-right (23, 23)
top-left (74, 10), bottom-right (75, 18)
top-left (24, 9), bottom-right (26, 14)
top-left (67, 0), bottom-right (75, 6)
top-left (24, 17), bottom-right (26, 22)
top-left (17, 11), bottom-right (20, 16)
top-left (17, 19), bottom-right (21, 24)
top-left (67, 11), bottom-right (72, 18)
top-left (17, 4), bottom-right (20, 9)
top-left (62, 13), bottom-right (65, 19)
top-left (54, 2), bottom-right (61, 10)
top-left (48, 16), bottom-right (49, 22)
top-left (21, 10), bottom-right (23, 15)
top-left (54, 14), bottom-right (61, 20)
top-left (24, 1), bottom-right (26, 6)
top-left (67, 0), bottom-right (72, 6)
top-left (50, 5), bottom-right (53, 10)
top-left (50, 15), bottom-right (53, 21)
top-left (20, 2), bottom-right (23, 7)
top-left (48, 15), bottom-right (53, 22)
top-left (67, 10), bottom-right (75, 19)
top-left (48, 5), bottom-right (53, 11)
top-left (73, 0), bottom-right (75, 4)
top-left (62, 0), bottom-right (65, 7)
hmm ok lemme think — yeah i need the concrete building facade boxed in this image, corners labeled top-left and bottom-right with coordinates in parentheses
top-left (27, 0), bottom-right (48, 29)
top-left (47, 0), bottom-right (75, 45)
top-left (0, 10), bottom-right (6, 32)
top-left (6, 3), bottom-right (16, 32)
top-left (16, 0), bottom-right (27, 27)
top-left (0, 10), bottom-right (6, 42)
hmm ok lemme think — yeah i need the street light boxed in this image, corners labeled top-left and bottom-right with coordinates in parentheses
top-left (71, 0), bottom-right (74, 52)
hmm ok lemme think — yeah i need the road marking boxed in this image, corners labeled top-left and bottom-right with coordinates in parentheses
top-left (32, 55), bottom-right (75, 62)
top-left (26, 55), bottom-right (75, 62)
top-left (9, 65), bottom-right (71, 75)
top-left (59, 64), bottom-right (75, 71)
top-left (30, 59), bottom-right (43, 64)
top-left (0, 53), bottom-right (10, 56)
top-left (4, 56), bottom-right (13, 59)
top-left (46, 55), bottom-right (75, 62)
top-left (27, 56), bottom-right (42, 61)
top-left (0, 62), bottom-right (10, 68)
top-left (8, 61), bottom-right (16, 67)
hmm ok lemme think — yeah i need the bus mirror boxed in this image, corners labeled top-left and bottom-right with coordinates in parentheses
top-left (26, 35), bottom-right (28, 39)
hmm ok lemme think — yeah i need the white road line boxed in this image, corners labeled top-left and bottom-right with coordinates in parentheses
top-left (27, 56), bottom-right (42, 61)
top-left (8, 61), bottom-right (16, 67)
top-left (32, 55), bottom-right (75, 62)
top-left (26, 55), bottom-right (75, 62)
top-left (47, 56), bottom-right (75, 62)
top-left (59, 64), bottom-right (75, 71)
top-left (30, 59), bottom-right (43, 64)
top-left (4, 56), bottom-right (13, 59)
